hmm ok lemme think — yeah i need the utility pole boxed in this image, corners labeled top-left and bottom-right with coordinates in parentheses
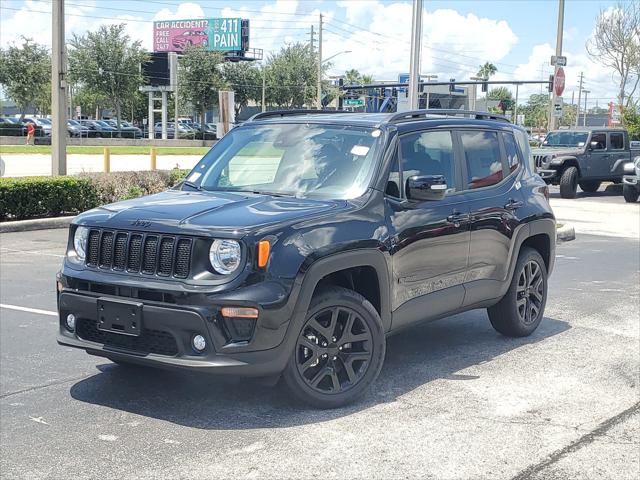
top-left (575, 72), bottom-right (583, 127)
top-left (51, 0), bottom-right (67, 175)
top-left (583, 90), bottom-right (590, 126)
top-left (408, 0), bottom-right (423, 110)
top-left (316, 14), bottom-right (323, 109)
top-left (261, 61), bottom-right (266, 112)
top-left (549, 0), bottom-right (565, 131)
top-left (514, 83), bottom-right (520, 123)
top-left (309, 25), bottom-right (315, 51)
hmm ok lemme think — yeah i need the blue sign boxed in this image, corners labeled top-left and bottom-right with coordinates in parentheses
top-left (207, 18), bottom-right (242, 51)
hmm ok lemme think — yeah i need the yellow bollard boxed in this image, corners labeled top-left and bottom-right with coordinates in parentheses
top-left (150, 147), bottom-right (157, 171)
top-left (103, 147), bottom-right (110, 173)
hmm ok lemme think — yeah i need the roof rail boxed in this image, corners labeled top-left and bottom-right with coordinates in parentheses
top-left (248, 109), bottom-right (348, 122)
top-left (388, 109), bottom-right (510, 124)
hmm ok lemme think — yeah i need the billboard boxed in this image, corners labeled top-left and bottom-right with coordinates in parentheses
top-left (153, 18), bottom-right (244, 53)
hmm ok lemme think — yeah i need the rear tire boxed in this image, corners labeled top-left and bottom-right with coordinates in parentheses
top-left (559, 166), bottom-right (579, 198)
top-left (579, 180), bottom-right (601, 193)
top-left (283, 286), bottom-right (385, 409)
top-left (488, 247), bottom-right (547, 337)
top-left (623, 185), bottom-right (639, 203)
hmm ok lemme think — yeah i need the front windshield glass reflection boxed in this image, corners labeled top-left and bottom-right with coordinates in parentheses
top-left (543, 131), bottom-right (589, 147)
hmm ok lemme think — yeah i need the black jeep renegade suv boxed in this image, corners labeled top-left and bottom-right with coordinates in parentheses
top-left (57, 110), bottom-right (555, 408)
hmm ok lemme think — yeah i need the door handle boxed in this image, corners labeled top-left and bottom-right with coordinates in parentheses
top-left (504, 199), bottom-right (524, 210)
top-left (446, 211), bottom-right (469, 226)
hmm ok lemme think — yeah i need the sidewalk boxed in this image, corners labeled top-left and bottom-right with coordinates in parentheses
top-left (1, 153), bottom-right (202, 177)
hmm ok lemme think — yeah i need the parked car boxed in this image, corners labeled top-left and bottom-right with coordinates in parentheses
top-left (153, 121), bottom-right (194, 139)
top-left (172, 30), bottom-right (208, 49)
top-left (102, 119), bottom-right (143, 139)
top-left (78, 119), bottom-right (118, 138)
top-left (67, 119), bottom-right (91, 137)
top-left (24, 117), bottom-right (52, 137)
top-left (534, 128), bottom-right (636, 198)
top-left (57, 109), bottom-right (555, 408)
top-left (622, 156), bottom-right (640, 203)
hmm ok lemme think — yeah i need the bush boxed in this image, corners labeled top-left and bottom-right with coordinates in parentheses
top-left (0, 167), bottom-right (192, 221)
top-left (0, 176), bottom-right (99, 220)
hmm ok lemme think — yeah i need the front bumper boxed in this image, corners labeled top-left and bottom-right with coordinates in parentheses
top-left (537, 169), bottom-right (557, 180)
top-left (623, 175), bottom-right (638, 187)
top-left (57, 275), bottom-right (300, 377)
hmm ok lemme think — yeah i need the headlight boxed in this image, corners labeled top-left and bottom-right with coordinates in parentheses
top-left (634, 156), bottom-right (640, 168)
top-left (209, 239), bottom-right (241, 275)
top-left (73, 226), bottom-right (89, 260)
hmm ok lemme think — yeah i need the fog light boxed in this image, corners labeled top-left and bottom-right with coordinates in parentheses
top-left (192, 334), bottom-right (206, 352)
top-left (66, 313), bottom-right (76, 331)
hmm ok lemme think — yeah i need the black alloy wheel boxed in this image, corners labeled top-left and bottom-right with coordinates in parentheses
top-left (515, 260), bottom-right (544, 325)
top-left (295, 305), bottom-right (373, 394)
top-left (283, 287), bottom-right (385, 408)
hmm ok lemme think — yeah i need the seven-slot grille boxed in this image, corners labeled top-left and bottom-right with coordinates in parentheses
top-left (85, 229), bottom-right (192, 279)
top-left (534, 155), bottom-right (547, 168)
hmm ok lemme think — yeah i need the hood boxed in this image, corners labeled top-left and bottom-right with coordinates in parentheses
top-left (531, 146), bottom-right (584, 157)
top-left (75, 189), bottom-right (346, 237)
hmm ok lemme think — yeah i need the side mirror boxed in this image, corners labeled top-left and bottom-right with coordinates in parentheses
top-left (406, 175), bottom-right (447, 201)
top-left (589, 141), bottom-right (601, 150)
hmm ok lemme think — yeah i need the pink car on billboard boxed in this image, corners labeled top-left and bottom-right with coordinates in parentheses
top-left (172, 30), bottom-right (208, 49)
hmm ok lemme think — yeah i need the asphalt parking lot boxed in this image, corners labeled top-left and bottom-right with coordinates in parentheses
top-left (1, 188), bottom-right (638, 480)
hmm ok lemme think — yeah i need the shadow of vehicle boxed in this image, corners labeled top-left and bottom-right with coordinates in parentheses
top-left (69, 311), bottom-right (569, 428)
top-left (550, 183), bottom-right (623, 199)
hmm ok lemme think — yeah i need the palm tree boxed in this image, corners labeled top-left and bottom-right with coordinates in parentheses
top-left (477, 62), bottom-right (497, 80)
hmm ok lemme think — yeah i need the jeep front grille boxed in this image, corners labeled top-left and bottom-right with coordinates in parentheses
top-left (534, 155), bottom-right (546, 168)
top-left (86, 229), bottom-right (192, 279)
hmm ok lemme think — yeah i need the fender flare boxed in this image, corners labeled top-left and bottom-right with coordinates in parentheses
top-left (553, 156), bottom-right (580, 175)
top-left (290, 249), bottom-right (392, 332)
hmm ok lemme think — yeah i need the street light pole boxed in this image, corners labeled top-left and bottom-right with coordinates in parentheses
top-left (408, 0), bottom-right (423, 110)
top-left (51, 0), bottom-right (67, 175)
top-left (261, 62), bottom-right (266, 112)
top-left (316, 13), bottom-right (323, 110)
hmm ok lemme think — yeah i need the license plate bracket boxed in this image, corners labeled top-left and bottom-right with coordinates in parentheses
top-left (97, 298), bottom-right (143, 337)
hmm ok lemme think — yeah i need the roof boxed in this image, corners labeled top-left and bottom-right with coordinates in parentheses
top-left (246, 109), bottom-right (516, 130)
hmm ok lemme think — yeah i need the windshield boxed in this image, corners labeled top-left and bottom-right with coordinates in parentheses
top-left (543, 131), bottom-right (589, 147)
top-left (68, 120), bottom-right (80, 126)
top-left (187, 123), bottom-right (383, 199)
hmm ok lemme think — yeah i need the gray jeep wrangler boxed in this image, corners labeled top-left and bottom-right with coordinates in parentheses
top-left (535, 128), bottom-right (636, 198)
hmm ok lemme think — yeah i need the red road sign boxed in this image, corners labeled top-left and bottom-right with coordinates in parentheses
top-left (554, 67), bottom-right (565, 96)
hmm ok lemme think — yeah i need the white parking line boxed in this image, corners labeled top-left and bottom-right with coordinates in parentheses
top-left (0, 304), bottom-right (57, 317)
top-left (0, 247), bottom-right (65, 258)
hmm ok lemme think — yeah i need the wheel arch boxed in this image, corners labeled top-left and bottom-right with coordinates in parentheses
top-left (556, 157), bottom-right (581, 175)
top-left (292, 249), bottom-right (392, 332)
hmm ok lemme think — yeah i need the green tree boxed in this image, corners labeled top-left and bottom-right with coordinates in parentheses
top-left (68, 24), bottom-right (148, 130)
top-left (265, 43), bottom-right (318, 108)
top-left (0, 37), bottom-right (50, 119)
top-left (622, 105), bottom-right (640, 140)
top-left (178, 46), bottom-right (226, 125)
top-left (519, 94), bottom-right (551, 130)
top-left (559, 103), bottom-right (578, 127)
top-left (487, 87), bottom-right (514, 114)
top-left (477, 61), bottom-right (497, 79)
top-left (220, 61), bottom-right (262, 116)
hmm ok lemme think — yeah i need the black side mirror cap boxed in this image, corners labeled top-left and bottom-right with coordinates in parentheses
top-left (406, 175), bottom-right (448, 201)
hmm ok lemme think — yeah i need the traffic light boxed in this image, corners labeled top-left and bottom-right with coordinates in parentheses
top-left (481, 80), bottom-right (488, 93)
top-left (548, 74), bottom-right (554, 92)
top-left (449, 78), bottom-right (456, 92)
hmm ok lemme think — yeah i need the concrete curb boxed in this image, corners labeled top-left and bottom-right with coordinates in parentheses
top-left (0, 216), bottom-right (75, 233)
top-left (556, 223), bottom-right (576, 243)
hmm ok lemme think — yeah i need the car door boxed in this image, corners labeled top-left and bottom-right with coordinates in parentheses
top-left (586, 131), bottom-right (610, 178)
top-left (608, 131), bottom-right (629, 177)
top-left (386, 129), bottom-right (470, 329)
top-left (457, 129), bottom-right (527, 307)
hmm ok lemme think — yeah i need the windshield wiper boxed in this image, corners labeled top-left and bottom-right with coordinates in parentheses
top-left (181, 180), bottom-right (203, 191)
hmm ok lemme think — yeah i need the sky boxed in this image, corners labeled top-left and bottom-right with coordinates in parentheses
top-left (0, 0), bottom-right (632, 107)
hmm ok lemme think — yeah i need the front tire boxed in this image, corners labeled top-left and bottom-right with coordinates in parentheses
top-left (560, 166), bottom-right (579, 198)
top-left (283, 286), bottom-right (385, 408)
top-left (488, 247), bottom-right (548, 337)
top-left (623, 185), bottom-right (639, 203)
top-left (579, 180), bottom-right (601, 193)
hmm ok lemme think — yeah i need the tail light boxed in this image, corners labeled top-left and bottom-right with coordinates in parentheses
top-left (538, 185), bottom-right (550, 201)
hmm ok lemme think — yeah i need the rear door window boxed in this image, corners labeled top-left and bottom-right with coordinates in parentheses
top-left (460, 130), bottom-right (504, 189)
top-left (609, 132), bottom-right (624, 150)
